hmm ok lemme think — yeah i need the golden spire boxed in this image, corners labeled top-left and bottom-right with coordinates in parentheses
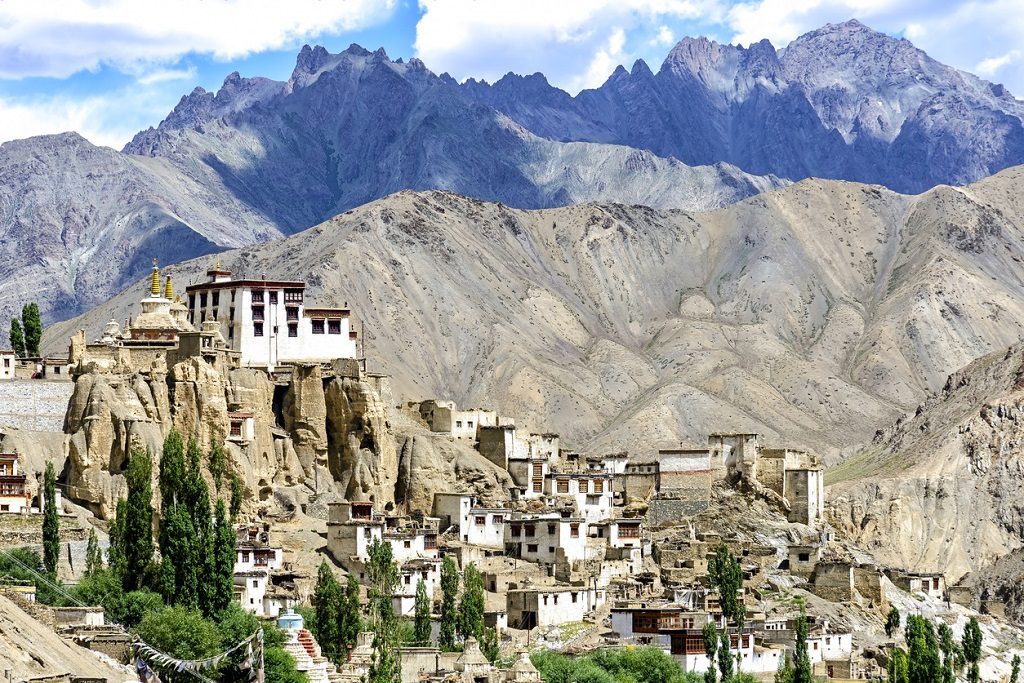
top-left (163, 275), bottom-right (173, 300)
top-left (150, 258), bottom-right (160, 296)
top-left (215, 260), bottom-right (222, 270)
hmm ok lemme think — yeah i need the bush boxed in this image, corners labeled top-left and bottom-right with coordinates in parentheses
top-left (531, 647), bottom-right (701, 683)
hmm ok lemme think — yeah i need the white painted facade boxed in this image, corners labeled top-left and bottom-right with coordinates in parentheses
top-left (0, 453), bottom-right (28, 513)
top-left (431, 493), bottom-right (509, 548)
top-left (507, 585), bottom-right (606, 628)
top-left (186, 268), bottom-right (357, 371)
top-left (327, 502), bottom-right (384, 563)
top-left (385, 526), bottom-right (439, 563)
top-left (504, 515), bottom-right (588, 565)
top-left (0, 351), bottom-right (15, 380)
top-left (546, 473), bottom-right (614, 523)
top-left (394, 559), bottom-right (442, 617)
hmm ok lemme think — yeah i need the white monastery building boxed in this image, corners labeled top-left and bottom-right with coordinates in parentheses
top-left (186, 264), bottom-right (357, 370)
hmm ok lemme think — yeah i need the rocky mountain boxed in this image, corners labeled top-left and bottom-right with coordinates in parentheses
top-left (828, 339), bottom-right (1024, 582)
top-left (47, 165), bottom-right (1024, 467)
top-left (0, 47), bottom-right (782, 334)
top-left (462, 20), bottom-right (1024, 194)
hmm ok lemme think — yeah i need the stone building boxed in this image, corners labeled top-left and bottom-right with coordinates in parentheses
top-left (0, 452), bottom-right (28, 512)
top-left (0, 350), bottom-right (16, 380)
top-left (185, 262), bottom-right (357, 371)
top-left (504, 513), bottom-right (588, 566)
top-left (506, 584), bottom-right (605, 629)
top-left (432, 493), bottom-right (510, 548)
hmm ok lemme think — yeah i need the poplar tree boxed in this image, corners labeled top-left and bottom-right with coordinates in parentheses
top-left (9, 318), bottom-right (24, 358)
top-left (414, 579), bottom-right (431, 645)
top-left (709, 543), bottom-right (744, 675)
top-left (962, 617), bottom-right (983, 683)
top-left (42, 461), bottom-right (59, 575)
top-left (339, 572), bottom-right (362, 653)
top-left (480, 627), bottom-right (499, 663)
top-left (314, 561), bottom-right (343, 663)
top-left (906, 615), bottom-right (941, 683)
top-left (211, 498), bottom-right (235, 615)
top-left (108, 499), bottom-right (127, 580)
top-left (775, 650), bottom-right (794, 683)
top-left (1011, 654), bottom-right (1020, 683)
top-left (21, 303), bottom-right (42, 358)
top-left (459, 563), bottom-right (485, 641)
top-left (439, 556), bottom-right (459, 651)
top-left (793, 607), bottom-right (812, 683)
top-left (85, 527), bottom-right (103, 577)
top-left (123, 448), bottom-right (154, 591)
top-left (886, 606), bottom-right (901, 638)
top-left (702, 621), bottom-right (719, 683)
top-left (230, 474), bottom-right (244, 518)
top-left (366, 537), bottom-right (400, 683)
top-left (209, 444), bottom-right (226, 491)
top-left (938, 622), bottom-right (960, 683)
top-left (889, 648), bottom-right (910, 683)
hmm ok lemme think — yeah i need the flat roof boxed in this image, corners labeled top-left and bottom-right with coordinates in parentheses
top-left (186, 279), bottom-right (306, 293)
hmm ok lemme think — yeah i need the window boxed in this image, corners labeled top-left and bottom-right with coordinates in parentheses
top-left (286, 308), bottom-right (298, 321)
top-left (251, 305), bottom-right (264, 321)
top-left (594, 479), bottom-right (604, 493)
top-left (542, 596), bottom-right (548, 606)
top-left (527, 544), bottom-right (538, 553)
top-left (403, 540), bottom-right (411, 548)
top-left (200, 292), bottom-right (208, 307)
top-left (4, 358), bottom-right (9, 367)
top-left (571, 592), bottom-right (578, 603)
top-left (548, 546), bottom-right (554, 553)
top-left (547, 524), bottom-right (555, 535)
top-left (405, 575), bottom-right (411, 584)
top-left (212, 292), bottom-right (220, 306)
top-left (570, 523), bottom-right (579, 538)
top-left (251, 290), bottom-right (264, 303)
top-left (189, 294), bottom-right (196, 310)
top-left (475, 516), bottom-right (486, 525)
top-left (511, 524), bottom-right (521, 537)
top-left (456, 421), bottom-right (463, 428)
top-left (492, 515), bottom-right (503, 524)
top-left (312, 319), bottom-right (325, 334)
top-left (328, 320), bottom-right (341, 334)
top-left (557, 479), bottom-right (569, 493)
top-left (424, 535), bottom-right (437, 550)
top-left (524, 524), bottom-right (535, 537)
top-left (467, 421), bottom-right (474, 428)
top-left (798, 552), bottom-right (810, 562)
top-left (241, 552), bottom-right (250, 562)
top-left (230, 421), bottom-right (242, 437)
top-left (284, 289), bottom-right (302, 303)
top-left (253, 323), bottom-right (264, 337)
top-left (287, 323), bottom-right (297, 338)
top-left (200, 311), bottom-right (206, 323)
top-left (618, 524), bottom-right (640, 539)
top-left (269, 291), bottom-right (278, 304)
top-left (252, 580), bottom-right (258, 588)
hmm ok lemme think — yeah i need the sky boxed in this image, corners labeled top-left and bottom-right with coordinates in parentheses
top-left (0, 0), bottom-right (1022, 149)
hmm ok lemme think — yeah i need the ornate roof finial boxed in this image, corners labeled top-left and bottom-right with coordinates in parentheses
top-left (163, 275), bottom-right (173, 300)
top-left (150, 259), bottom-right (161, 296)
top-left (215, 259), bottom-right (222, 270)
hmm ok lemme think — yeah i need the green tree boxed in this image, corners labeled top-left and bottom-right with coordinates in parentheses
top-left (886, 606), bottom-right (901, 638)
top-left (414, 579), bottom-right (431, 645)
top-left (962, 617), bottom-right (983, 683)
top-left (439, 555), bottom-right (459, 651)
top-left (793, 607), bottom-right (812, 683)
top-left (42, 461), bottom-right (59, 575)
top-left (9, 318), bottom-right (24, 358)
top-left (1011, 654), bottom-right (1021, 683)
top-left (889, 648), bottom-right (910, 683)
top-left (85, 527), bottom-right (103, 577)
top-left (366, 537), bottom-right (400, 683)
top-left (209, 444), bottom-right (226, 491)
top-left (339, 572), bottom-right (362, 653)
top-left (21, 303), bottom-right (42, 358)
top-left (905, 615), bottom-right (941, 683)
top-left (459, 562), bottom-right (485, 641)
top-left (135, 606), bottom-right (222, 681)
top-left (938, 622), bottom-right (960, 683)
top-left (313, 561), bottom-right (343, 663)
top-left (708, 543), bottom-right (744, 674)
top-left (230, 474), bottom-right (243, 518)
top-left (481, 626), bottom-right (500, 664)
top-left (702, 621), bottom-right (719, 683)
top-left (210, 498), bottom-right (235, 615)
top-left (122, 448), bottom-right (154, 591)
top-left (159, 505), bottom-right (199, 608)
top-left (159, 430), bottom-right (186, 510)
top-left (775, 650), bottom-right (794, 683)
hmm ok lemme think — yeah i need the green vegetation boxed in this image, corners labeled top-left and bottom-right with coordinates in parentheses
top-left (122, 447), bottom-right (154, 591)
top-left (774, 650), bottom-right (793, 683)
top-left (708, 543), bottom-right (744, 678)
top-left (413, 579), bottom-right (431, 645)
top-left (312, 561), bottom-right (343, 663)
top-left (41, 461), bottom-right (59, 576)
top-left (85, 527), bottom-right (103, 577)
top-left (1011, 654), bottom-right (1020, 683)
top-left (366, 537), bottom-right (401, 683)
top-left (21, 303), bottom-right (42, 358)
top-left (702, 621), bottom-right (719, 683)
top-left (885, 606), bottom-right (901, 638)
top-left (962, 616), bottom-right (983, 683)
top-left (439, 555), bottom-right (459, 651)
top-left (531, 647), bottom-right (703, 683)
top-left (459, 562), bottom-right (485, 641)
top-left (9, 318), bottom-right (24, 357)
top-left (792, 607), bottom-right (812, 683)
top-left (209, 443), bottom-right (226, 491)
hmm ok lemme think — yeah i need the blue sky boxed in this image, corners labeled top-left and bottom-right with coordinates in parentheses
top-left (0, 0), bottom-right (1021, 149)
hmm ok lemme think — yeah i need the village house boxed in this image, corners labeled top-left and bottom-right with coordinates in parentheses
top-left (395, 558), bottom-right (443, 617)
top-left (432, 493), bottom-right (510, 548)
top-left (185, 262), bottom-right (357, 371)
top-left (544, 471), bottom-right (614, 523)
top-left (415, 400), bottom-right (508, 440)
top-left (0, 452), bottom-right (29, 513)
top-left (233, 523), bottom-right (293, 618)
top-left (326, 501), bottom-right (384, 568)
top-left (885, 569), bottom-right (946, 599)
top-left (506, 584), bottom-right (606, 629)
top-left (0, 350), bottom-right (15, 380)
top-left (383, 515), bottom-right (440, 563)
top-left (504, 513), bottom-right (589, 566)
top-left (477, 426), bottom-right (559, 499)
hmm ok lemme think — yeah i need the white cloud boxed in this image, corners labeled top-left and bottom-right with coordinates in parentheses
top-left (0, 94), bottom-right (139, 148)
top-left (976, 50), bottom-right (1021, 77)
top-left (654, 25), bottom-right (676, 46)
top-left (0, 0), bottom-right (397, 79)
top-left (414, 0), bottom-right (723, 92)
top-left (136, 67), bottom-right (198, 87)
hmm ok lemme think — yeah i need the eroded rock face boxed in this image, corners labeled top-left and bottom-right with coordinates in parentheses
top-left (64, 357), bottom-right (416, 517)
top-left (395, 434), bottom-right (516, 512)
top-left (324, 375), bottom-right (398, 505)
